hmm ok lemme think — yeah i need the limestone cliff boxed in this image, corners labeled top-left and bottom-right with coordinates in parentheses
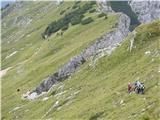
top-left (129, 1), bottom-right (160, 23)
top-left (98, 0), bottom-right (160, 24)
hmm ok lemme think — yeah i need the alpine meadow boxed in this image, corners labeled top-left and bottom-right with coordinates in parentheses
top-left (1, 1), bottom-right (160, 120)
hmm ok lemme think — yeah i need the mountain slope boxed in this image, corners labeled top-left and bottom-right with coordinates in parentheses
top-left (2, 1), bottom-right (118, 120)
top-left (1, 1), bottom-right (160, 120)
top-left (38, 20), bottom-right (160, 120)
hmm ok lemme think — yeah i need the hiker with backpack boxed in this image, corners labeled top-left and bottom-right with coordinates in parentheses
top-left (128, 82), bottom-right (133, 93)
top-left (135, 81), bottom-right (145, 94)
top-left (128, 81), bottom-right (145, 94)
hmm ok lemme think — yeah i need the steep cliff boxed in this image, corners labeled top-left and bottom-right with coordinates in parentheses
top-left (99, 0), bottom-right (160, 24)
top-left (129, 1), bottom-right (160, 23)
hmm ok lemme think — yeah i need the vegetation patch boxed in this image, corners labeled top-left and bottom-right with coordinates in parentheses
top-left (89, 8), bottom-right (96, 13)
top-left (61, 24), bottom-right (69, 31)
top-left (60, 10), bottom-right (66, 15)
top-left (42, 1), bottom-right (96, 38)
top-left (71, 15), bottom-right (84, 25)
top-left (81, 17), bottom-right (94, 25)
top-left (98, 13), bottom-right (107, 18)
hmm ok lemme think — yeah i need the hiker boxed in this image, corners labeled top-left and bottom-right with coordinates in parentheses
top-left (139, 83), bottom-right (145, 94)
top-left (128, 82), bottom-right (132, 93)
top-left (135, 81), bottom-right (140, 93)
top-left (135, 81), bottom-right (141, 88)
top-left (135, 81), bottom-right (145, 94)
top-left (128, 81), bottom-right (145, 94)
top-left (128, 82), bottom-right (136, 93)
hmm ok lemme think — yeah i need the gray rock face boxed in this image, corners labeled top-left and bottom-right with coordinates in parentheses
top-left (98, 0), bottom-right (160, 24)
top-left (129, 1), bottom-right (160, 23)
top-left (33, 13), bottom-right (130, 95)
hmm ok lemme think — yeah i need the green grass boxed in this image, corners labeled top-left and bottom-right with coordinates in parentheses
top-left (1, 1), bottom-right (118, 120)
top-left (1, 1), bottom-right (160, 120)
top-left (44, 20), bottom-right (160, 120)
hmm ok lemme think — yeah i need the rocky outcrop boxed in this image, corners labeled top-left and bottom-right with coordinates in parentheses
top-left (129, 1), bottom-right (160, 23)
top-left (28, 13), bottom-right (130, 97)
top-left (98, 0), bottom-right (160, 24)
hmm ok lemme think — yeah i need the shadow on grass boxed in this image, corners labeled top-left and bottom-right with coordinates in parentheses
top-left (89, 111), bottom-right (104, 120)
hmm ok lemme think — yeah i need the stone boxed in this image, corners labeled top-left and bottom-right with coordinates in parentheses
top-left (141, 108), bottom-right (146, 112)
top-left (145, 51), bottom-right (151, 55)
top-left (0, 67), bottom-right (12, 78)
top-left (42, 97), bottom-right (49, 101)
top-left (53, 101), bottom-right (59, 108)
top-left (27, 92), bottom-right (38, 100)
top-left (120, 100), bottom-right (124, 104)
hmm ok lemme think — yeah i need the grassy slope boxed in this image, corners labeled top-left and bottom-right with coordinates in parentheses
top-left (1, 1), bottom-right (119, 120)
top-left (43, 21), bottom-right (160, 120)
top-left (1, 1), bottom-right (160, 120)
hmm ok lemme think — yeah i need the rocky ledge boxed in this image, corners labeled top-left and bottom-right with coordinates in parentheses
top-left (26, 13), bottom-right (130, 99)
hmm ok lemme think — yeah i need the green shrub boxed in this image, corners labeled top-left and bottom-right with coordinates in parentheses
top-left (98, 13), bottom-right (106, 18)
top-left (89, 9), bottom-right (96, 13)
top-left (90, 1), bottom-right (96, 5)
top-left (104, 15), bottom-right (108, 19)
top-left (81, 17), bottom-right (93, 25)
top-left (43, 1), bottom-right (96, 37)
top-left (82, 2), bottom-right (93, 11)
top-left (71, 15), bottom-right (84, 25)
top-left (71, 17), bottom-right (81, 25)
top-left (75, 1), bottom-right (81, 5)
top-left (142, 115), bottom-right (150, 120)
top-left (61, 24), bottom-right (69, 31)
top-left (60, 10), bottom-right (66, 15)
top-left (67, 7), bottom-right (70, 9)
top-left (72, 4), bottom-right (79, 9)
